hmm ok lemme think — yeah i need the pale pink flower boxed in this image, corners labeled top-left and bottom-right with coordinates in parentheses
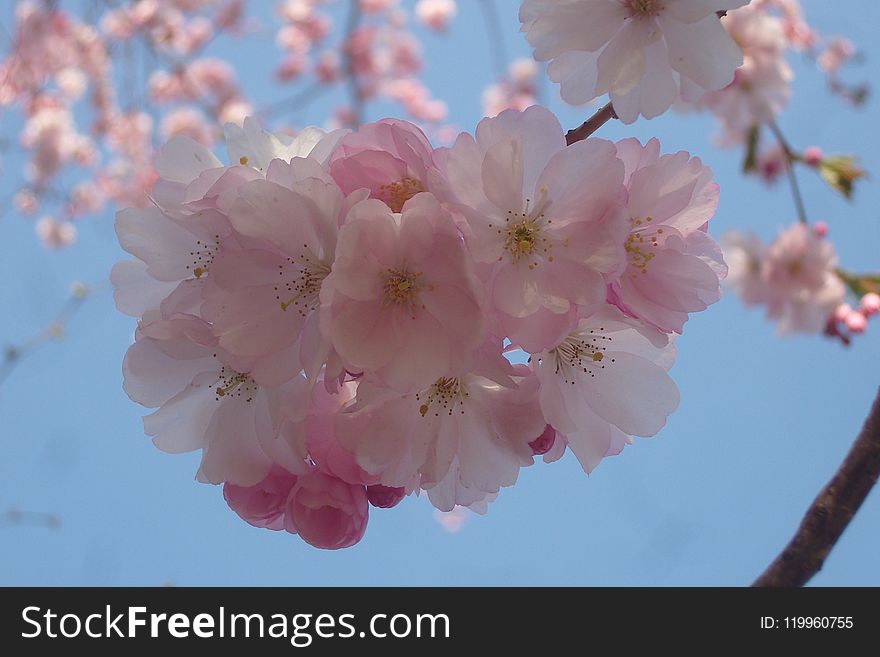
top-left (36, 216), bottom-right (77, 249)
top-left (433, 506), bottom-right (471, 533)
top-left (335, 354), bottom-right (544, 510)
top-left (437, 106), bottom-right (628, 351)
top-left (224, 117), bottom-right (346, 173)
top-left (520, 0), bottom-right (747, 123)
top-left (698, 4), bottom-right (793, 144)
top-left (608, 138), bottom-right (725, 333)
top-left (320, 193), bottom-right (486, 392)
top-left (305, 380), bottom-right (381, 486)
top-left (203, 176), bottom-right (363, 385)
top-left (160, 107), bottom-right (216, 145)
top-left (122, 313), bottom-right (311, 485)
top-left (754, 143), bottom-right (789, 184)
top-left (532, 305), bottom-right (679, 473)
top-left (482, 58), bottom-right (539, 117)
top-left (328, 119), bottom-right (439, 213)
top-left (818, 38), bottom-right (855, 75)
top-left (224, 466), bottom-right (299, 530)
top-left (722, 230), bottom-right (770, 306)
top-left (763, 223), bottom-right (845, 335)
top-left (415, 0), bottom-right (457, 32)
top-left (284, 471), bottom-right (369, 550)
top-left (14, 189), bottom-right (38, 215)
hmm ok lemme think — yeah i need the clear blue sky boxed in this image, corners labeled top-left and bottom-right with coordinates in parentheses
top-left (1, 0), bottom-right (878, 586)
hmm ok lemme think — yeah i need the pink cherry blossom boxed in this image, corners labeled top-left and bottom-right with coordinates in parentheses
top-left (697, 4), bottom-right (792, 144)
top-left (202, 175), bottom-right (361, 385)
top-left (335, 353), bottom-right (544, 511)
top-left (320, 192), bottom-right (486, 392)
top-left (608, 138), bottom-right (726, 333)
top-left (328, 119), bottom-right (439, 213)
top-left (224, 466), bottom-right (299, 531)
top-left (763, 223), bottom-right (845, 335)
top-left (122, 313), bottom-right (311, 486)
top-left (722, 230), bottom-right (770, 306)
top-left (724, 224), bottom-right (846, 335)
top-left (35, 216), bottom-right (76, 249)
top-left (415, 0), bottom-right (457, 32)
top-left (284, 471), bottom-right (369, 550)
top-left (437, 105), bottom-right (628, 351)
top-left (532, 305), bottom-right (679, 473)
top-left (520, 0), bottom-right (747, 123)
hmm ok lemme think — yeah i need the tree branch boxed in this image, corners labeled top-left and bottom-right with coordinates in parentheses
top-left (767, 121), bottom-right (808, 225)
top-left (0, 281), bottom-right (96, 391)
top-left (478, 0), bottom-right (508, 80)
top-left (342, 0), bottom-right (364, 127)
top-left (565, 102), bottom-right (617, 145)
top-left (753, 388), bottom-right (880, 586)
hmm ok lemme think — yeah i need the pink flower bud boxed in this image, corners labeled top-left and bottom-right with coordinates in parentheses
top-left (833, 303), bottom-right (853, 323)
top-left (803, 146), bottom-right (824, 167)
top-left (284, 472), bottom-right (369, 550)
top-left (366, 484), bottom-right (406, 508)
top-left (529, 425), bottom-right (556, 455)
top-left (812, 221), bottom-right (829, 238)
top-left (224, 468), bottom-right (298, 531)
top-left (845, 310), bottom-right (868, 333)
top-left (860, 293), bottom-right (880, 316)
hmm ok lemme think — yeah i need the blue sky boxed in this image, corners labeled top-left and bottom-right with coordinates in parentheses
top-left (1, 0), bottom-right (878, 586)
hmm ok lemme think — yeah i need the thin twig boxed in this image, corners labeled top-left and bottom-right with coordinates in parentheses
top-left (257, 82), bottom-right (327, 119)
top-left (478, 0), bottom-right (508, 79)
top-left (753, 388), bottom-right (880, 586)
top-left (342, 0), bottom-right (364, 127)
top-left (565, 101), bottom-right (617, 145)
top-left (0, 509), bottom-right (60, 529)
top-left (768, 121), bottom-right (808, 225)
top-left (0, 281), bottom-right (99, 391)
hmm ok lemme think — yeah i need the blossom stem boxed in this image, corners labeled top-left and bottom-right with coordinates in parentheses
top-left (767, 121), bottom-right (808, 225)
top-left (753, 387), bottom-right (880, 586)
top-left (565, 102), bottom-right (617, 146)
top-left (343, 0), bottom-right (365, 127)
top-left (0, 281), bottom-right (99, 391)
top-left (478, 0), bottom-right (508, 80)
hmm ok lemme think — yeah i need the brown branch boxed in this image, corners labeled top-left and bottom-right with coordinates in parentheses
top-left (753, 388), bottom-right (880, 586)
top-left (565, 102), bottom-right (617, 145)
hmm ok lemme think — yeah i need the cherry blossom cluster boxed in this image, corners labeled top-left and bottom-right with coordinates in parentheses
top-left (698, 0), bottom-right (867, 167)
top-left (1, 1), bottom-right (459, 250)
top-left (723, 222), bottom-right (862, 340)
top-left (115, 106), bottom-right (725, 548)
top-left (1, 0), bottom-right (251, 248)
top-left (482, 58), bottom-right (540, 118)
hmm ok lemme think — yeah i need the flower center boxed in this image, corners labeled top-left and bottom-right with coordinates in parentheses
top-left (491, 192), bottom-right (556, 268)
top-left (275, 253), bottom-right (331, 317)
top-left (186, 236), bottom-right (220, 279)
top-left (382, 267), bottom-right (426, 313)
top-left (627, 0), bottom-right (663, 18)
top-left (416, 377), bottom-right (469, 417)
top-left (625, 216), bottom-right (663, 275)
top-left (378, 177), bottom-right (424, 213)
top-left (214, 365), bottom-right (258, 403)
top-left (550, 331), bottom-right (615, 384)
